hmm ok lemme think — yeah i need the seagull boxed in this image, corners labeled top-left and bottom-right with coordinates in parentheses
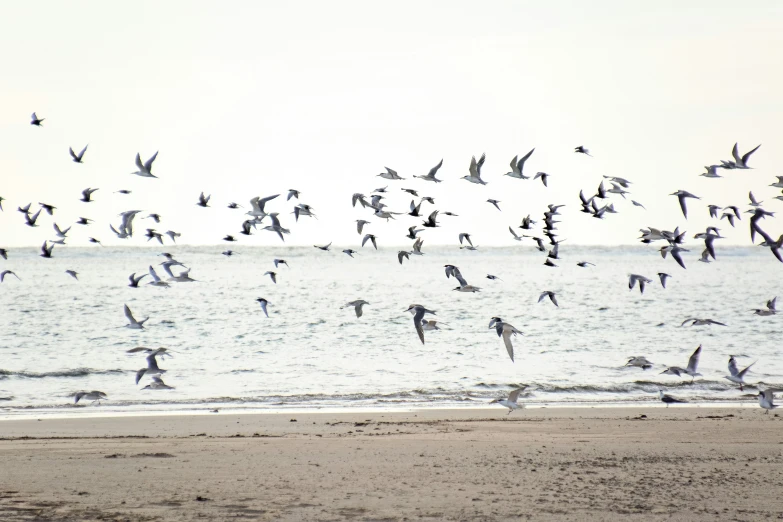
top-left (0, 270), bottom-right (21, 282)
top-left (147, 265), bottom-right (170, 287)
top-left (462, 154), bottom-right (487, 185)
top-left (362, 234), bottom-right (378, 250)
top-left (81, 187), bottom-right (99, 202)
top-left (131, 151), bottom-right (159, 178)
top-left (489, 320), bottom-right (523, 362)
top-left (670, 190), bottom-right (700, 219)
top-left (40, 241), bottom-right (54, 258)
top-left (628, 274), bottom-right (653, 294)
top-left (342, 300), bottom-right (369, 318)
top-left (404, 304), bottom-right (435, 344)
top-left (574, 145), bottom-right (591, 156)
top-left (725, 356), bottom-right (756, 391)
top-left (273, 259), bottom-right (289, 268)
top-left (758, 389), bottom-right (779, 414)
top-left (128, 272), bottom-right (147, 288)
top-left (538, 291), bottom-right (558, 307)
top-left (661, 345), bottom-right (702, 382)
top-left (30, 112), bottom-right (45, 126)
top-left (378, 167), bottom-right (404, 180)
top-left (135, 352), bottom-right (165, 384)
top-left (124, 304), bottom-right (148, 329)
top-left (490, 387), bottom-right (527, 415)
top-left (65, 270), bottom-right (78, 280)
top-left (658, 390), bottom-right (687, 407)
top-left (458, 233), bottom-right (473, 247)
top-left (69, 145), bottom-right (88, 163)
top-left (314, 242), bottom-right (332, 251)
top-left (356, 219), bottom-right (370, 235)
top-left (74, 391), bottom-right (108, 405)
top-left (657, 273), bottom-right (671, 288)
top-left (197, 192), bottom-right (211, 207)
top-left (577, 261), bottom-right (594, 267)
top-left (533, 172), bottom-right (549, 187)
top-left (505, 149), bottom-right (534, 179)
top-left (414, 159), bottom-right (444, 183)
top-left (342, 249), bottom-right (357, 257)
top-left (625, 356), bottom-right (653, 370)
top-left (728, 142), bottom-right (761, 169)
top-left (256, 298), bottom-right (270, 318)
top-left (487, 199), bottom-right (501, 211)
top-left (142, 376), bottom-right (174, 390)
top-left (264, 271), bottom-right (277, 284)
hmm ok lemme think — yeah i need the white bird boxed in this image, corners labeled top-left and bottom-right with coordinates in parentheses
top-left (489, 321), bottom-right (523, 362)
top-left (128, 272), bottom-right (147, 288)
top-left (538, 291), bottom-right (558, 307)
top-left (142, 376), bottom-right (174, 390)
top-left (421, 319), bottom-right (446, 331)
top-left (378, 167), bottom-right (404, 180)
top-left (758, 389), bottom-right (779, 414)
top-left (342, 300), bottom-right (369, 318)
top-left (162, 262), bottom-right (196, 282)
top-left (404, 304), bottom-right (435, 344)
top-left (124, 304), bottom-right (148, 329)
top-left (414, 159), bottom-right (444, 183)
top-left (724, 356), bottom-right (756, 391)
top-left (462, 154), bottom-right (487, 185)
top-left (625, 356), bottom-right (653, 370)
top-left (748, 191), bottom-right (763, 207)
top-left (147, 265), bottom-right (170, 287)
top-left (264, 271), bottom-right (277, 284)
top-left (135, 352), bottom-right (166, 384)
top-left (69, 145), bottom-right (88, 163)
top-left (74, 391), bottom-right (107, 405)
top-left (131, 151), bottom-right (159, 178)
top-left (490, 387), bottom-right (527, 415)
top-left (0, 270), bottom-right (21, 283)
top-left (247, 194), bottom-right (280, 220)
top-left (628, 274), bottom-right (653, 294)
top-left (273, 259), bottom-right (289, 268)
top-left (256, 297), bottom-right (270, 317)
top-left (726, 142), bottom-right (761, 169)
top-left (508, 227), bottom-right (523, 241)
top-left (53, 223), bottom-right (71, 238)
top-left (661, 345), bottom-right (702, 382)
top-left (505, 149), bottom-right (534, 179)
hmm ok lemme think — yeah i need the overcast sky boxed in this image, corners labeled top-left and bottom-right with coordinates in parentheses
top-left (1, 1), bottom-right (781, 248)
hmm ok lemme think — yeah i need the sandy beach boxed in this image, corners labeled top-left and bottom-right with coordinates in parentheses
top-left (0, 407), bottom-right (782, 521)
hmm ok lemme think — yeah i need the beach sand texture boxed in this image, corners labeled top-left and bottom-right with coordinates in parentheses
top-left (2, 408), bottom-right (783, 521)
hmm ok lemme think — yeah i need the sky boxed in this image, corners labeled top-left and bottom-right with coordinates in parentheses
top-left (1, 1), bottom-right (782, 248)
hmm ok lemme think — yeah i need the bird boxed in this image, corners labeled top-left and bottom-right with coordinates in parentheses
top-left (342, 300), bottom-right (369, 318)
top-left (625, 356), bottom-right (653, 370)
top-left (314, 242), bottom-right (332, 251)
top-left (574, 145), bottom-right (591, 156)
top-left (124, 304), bottom-right (148, 329)
top-left (287, 189), bottom-right (300, 200)
top-left (256, 298), bottom-right (270, 317)
top-left (543, 258), bottom-right (558, 268)
top-left (488, 319), bottom-right (523, 362)
top-left (356, 220), bottom-right (370, 235)
top-left (81, 188), bottom-right (99, 203)
top-left (458, 233), bottom-right (473, 247)
top-left (533, 172), bottom-right (549, 187)
top-left (222, 250), bottom-right (238, 256)
top-left (38, 202), bottom-right (56, 215)
top-left (0, 248), bottom-right (8, 260)
top-left (397, 251), bottom-right (411, 265)
top-left (462, 154), bottom-right (487, 184)
top-left (40, 241), bottom-right (54, 258)
top-left (680, 317), bottom-right (727, 327)
top-left (147, 266), bottom-right (170, 287)
top-left (487, 199), bottom-right (501, 211)
top-left (758, 389), bottom-right (779, 414)
top-left (414, 159), bottom-right (444, 183)
top-left (145, 213), bottom-right (161, 223)
top-left (401, 188), bottom-right (419, 197)
top-left (30, 112), bottom-right (45, 126)
top-left (421, 320), bottom-right (446, 331)
top-left (724, 356), bottom-right (756, 391)
top-left (486, 274), bottom-right (502, 281)
top-left (264, 271), bottom-right (277, 284)
top-left (76, 217), bottom-right (92, 225)
top-left (362, 234), bottom-right (378, 250)
top-left (404, 304), bottom-right (435, 344)
top-left (0, 270), bottom-right (21, 283)
top-left (490, 387), bottom-right (527, 415)
top-left (142, 376), bottom-right (174, 390)
top-left (660, 345), bottom-right (702, 382)
top-left (538, 290), bottom-right (558, 307)
top-left (69, 145), bottom-right (88, 163)
top-left (411, 237), bottom-right (424, 255)
top-left (197, 192), bottom-right (211, 207)
top-left (247, 194), bottom-right (280, 220)
top-left (658, 273), bottom-right (671, 288)
top-left (628, 274), bottom-right (653, 294)
top-left (74, 391), bottom-right (108, 405)
top-left (378, 167), bottom-right (404, 180)
top-left (726, 142), bottom-right (761, 169)
top-left (631, 200), bottom-right (646, 210)
top-left (752, 297), bottom-right (777, 316)
top-left (577, 261), bottom-right (594, 268)
top-left (658, 390), bottom-right (687, 407)
top-left (131, 151), bottom-right (159, 178)
top-left (25, 209), bottom-right (42, 227)
top-left (135, 352), bottom-right (166, 384)
top-left (161, 262), bottom-right (197, 283)
top-left (227, 202), bottom-right (242, 209)
top-left (670, 190), bottom-right (700, 219)
top-left (342, 249), bottom-right (357, 257)
top-left (65, 270), bottom-right (78, 280)
top-left (128, 273), bottom-right (147, 288)
top-left (505, 148), bottom-right (534, 179)
top-left (700, 165), bottom-right (722, 178)
top-left (223, 235), bottom-right (237, 242)
top-left (406, 226), bottom-right (423, 240)
top-left (749, 192), bottom-right (763, 207)
top-left (273, 259), bottom-right (289, 268)
top-left (53, 223), bottom-right (71, 238)
top-left (422, 210), bottom-right (439, 228)
top-left (165, 230), bottom-right (181, 243)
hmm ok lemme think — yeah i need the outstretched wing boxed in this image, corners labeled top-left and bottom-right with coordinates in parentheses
top-left (686, 345), bottom-right (701, 373)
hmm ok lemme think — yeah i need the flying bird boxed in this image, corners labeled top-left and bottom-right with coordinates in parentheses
top-left (131, 151), bottom-right (159, 178)
top-left (405, 304), bottom-right (435, 344)
top-left (256, 298), bottom-right (270, 317)
top-left (670, 190), bottom-right (700, 219)
top-left (660, 345), bottom-right (702, 382)
top-left (81, 188), bottom-right (99, 202)
top-left (724, 356), bottom-right (756, 391)
top-left (490, 387), bottom-right (527, 415)
top-left (342, 300), bottom-right (369, 318)
top-left (30, 112), bottom-right (45, 126)
top-left (124, 304), bottom-right (148, 329)
top-left (69, 145), bottom-right (88, 163)
top-left (505, 148), bottom-right (535, 179)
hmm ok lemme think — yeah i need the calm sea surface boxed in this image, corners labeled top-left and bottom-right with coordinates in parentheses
top-left (1, 245), bottom-right (781, 418)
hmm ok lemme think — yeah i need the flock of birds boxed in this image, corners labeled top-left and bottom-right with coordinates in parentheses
top-left (2, 113), bottom-right (782, 414)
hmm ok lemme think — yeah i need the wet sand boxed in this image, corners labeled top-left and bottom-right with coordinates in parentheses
top-left (1, 407), bottom-right (782, 521)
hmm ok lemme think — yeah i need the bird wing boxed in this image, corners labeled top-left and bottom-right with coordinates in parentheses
top-left (148, 265), bottom-right (161, 282)
top-left (143, 151), bottom-right (159, 171)
top-left (686, 346), bottom-right (701, 373)
top-left (124, 305), bottom-right (136, 323)
top-left (453, 268), bottom-right (468, 288)
top-left (413, 307), bottom-right (425, 344)
top-left (508, 387), bottom-right (524, 403)
top-left (260, 301), bottom-right (269, 317)
top-left (731, 143), bottom-right (741, 163)
top-left (501, 325), bottom-right (516, 362)
top-left (427, 159), bottom-right (443, 177)
top-left (728, 357), bottom-right (739, 377)
top-left (508, 226), bottom-right (520, 239)
top-left (518, 148), bottom-right (534, 169)
top-left (134, 153), bottom-right (144, 170)
top-left (738, 361), bottom-right (756, 378)
top-left (468, 156), bottom-right (478, 178)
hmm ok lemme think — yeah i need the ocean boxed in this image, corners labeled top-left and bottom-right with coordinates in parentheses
top-left (1, 245), bottom-right (781, 417)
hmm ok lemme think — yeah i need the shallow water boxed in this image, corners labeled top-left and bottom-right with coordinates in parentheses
top-left (0, 245), bottom-right (781, 417)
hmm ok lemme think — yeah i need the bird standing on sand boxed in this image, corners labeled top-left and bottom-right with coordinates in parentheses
top-left (658, 390), bottom-right (687, 407)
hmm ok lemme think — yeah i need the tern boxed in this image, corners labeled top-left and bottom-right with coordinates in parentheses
top-left (378, 167), bottom-right (404, 180)
top-left (65, 270), bottom-right (78, 280)
top-left (462, 154), bottom-right (487, 185)
top-left (0, 270), bottom-right (21, 283)
top-left (533, 172), bottom-right (549, 187)
top-left (628, 274), bottom-right (653, 294)
top-left (657, 272), bottom-right (671, 288)
top-left (487, 199), bottom-right (501, 211)
top-left (661, 345), bottom-right (702, 382)
top-left (700, 165), bottom-right (722, 178)
top-left (356, 220), bottom-right (370, 235)
top-left (69, 145), bottom-right (88, 163)
top-left (30, 112), bottom-right (45, 126)
top-left (486, 274), bottom-right (502, 281)
top-left (74, 391), bottom-right (108, 405)
top-left (76, 217), bottom-right (92, 225)
top-left (53, 223), bottom-right (70, 238)
top-left (505, 149), bottom-right (534, 179)
top-left (727, 142), bottom-right (761, 169)
top-left (414, 159), bottom-right (444, 182)
top-left (680, 317), bottom-right (726, 327)
top-left (25, 209), bottom-right (42, 227)
top-left (577, 261), bottom-right (594, 268)
top-left (264, 271), bottom-right (277, 284)
top-left (124, 304), bottom-right (148, 329)
top-left (256, 298), bottom-right (270, 317)
top-left (162, 262), bottom-right (196, 283)
top-left (131, 151), bottom-right (159, 178)
top-left (135, 352), bottom-right (166, 384)
top-left (422, 210), bottom-right (440, 228)
top-left (458, 233), bottom-right (473, 247)
top-left (362, 234), bottom-right (378, 250)
top-left (128, 272), bottom-right (147, 288)
top-left (287, 189), bottom-right (300, 200)
top-left (748, 192), bottom-right (763, 207)
top-left (342, 249), bottom-right (357, 257)
top-left (401, 188), bottom-right (418, 197)
top-left (145, 213), bottom-right (161, 223)
top-left (421, 319), bottom-right (446, 331)
top-left (631, 200), bottom-right (646, 209)
top-left (273, 259), bottom-right (289, 268)
top-left (81, 187), bottom-right (99, 202)
top-left (508, 227), bottom-right (523, 241)
top-left (247, 194), bottom-right (279, 220)
top-left (404, 304), bottom-right (436, 344)
top-left (670, 190), bottom-right (700, 219)
top-left (658, 390), bottom-right (687, 407)
top-left (227, 202), bottom-right (242, 209)
top-left (758, 389), bottom-right (779, 414)
top-left (222, 250), bottom-right (238, 256)
top-left (770, 176), bottom-right (783, 189)
top-left (165, 230), bottom-right (180, 243)
top-left (490, 387), bottom-right (527, 415)
top-left (397, 251), bottom-right (411, 264)
top-left (314, 242), bottom-right (332, 251)
top-left (489, 320), bottom-right (523, 362)
top-left (752, 297), bottom-right (777, 316)
top-left (38, 202), bottom-right (55, 215)
top-left (406, 226), bottom-right (424, 239)
top-left (0, 248), bottom-right (8, 260)
top-left (626, 356), bottom-right (653, 370)
top-left (197, 192), bottom-right (211, 207)
top-left (538, 291), bottom-right (558, 307)
top-left (142, 376), bottom-right (174, 390)
top-left (574, 145), bottom-right (591, 156)
top-left (40, 241), bottom-right (54, 258)
top-left (342, 300), bottom-right (369, 318)
top-left (724, 356), bottom-right (756, 391)
top-left (147, 265), bottom-right (170, 287)
top-left (411, 237), bottom-right (424, 255)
